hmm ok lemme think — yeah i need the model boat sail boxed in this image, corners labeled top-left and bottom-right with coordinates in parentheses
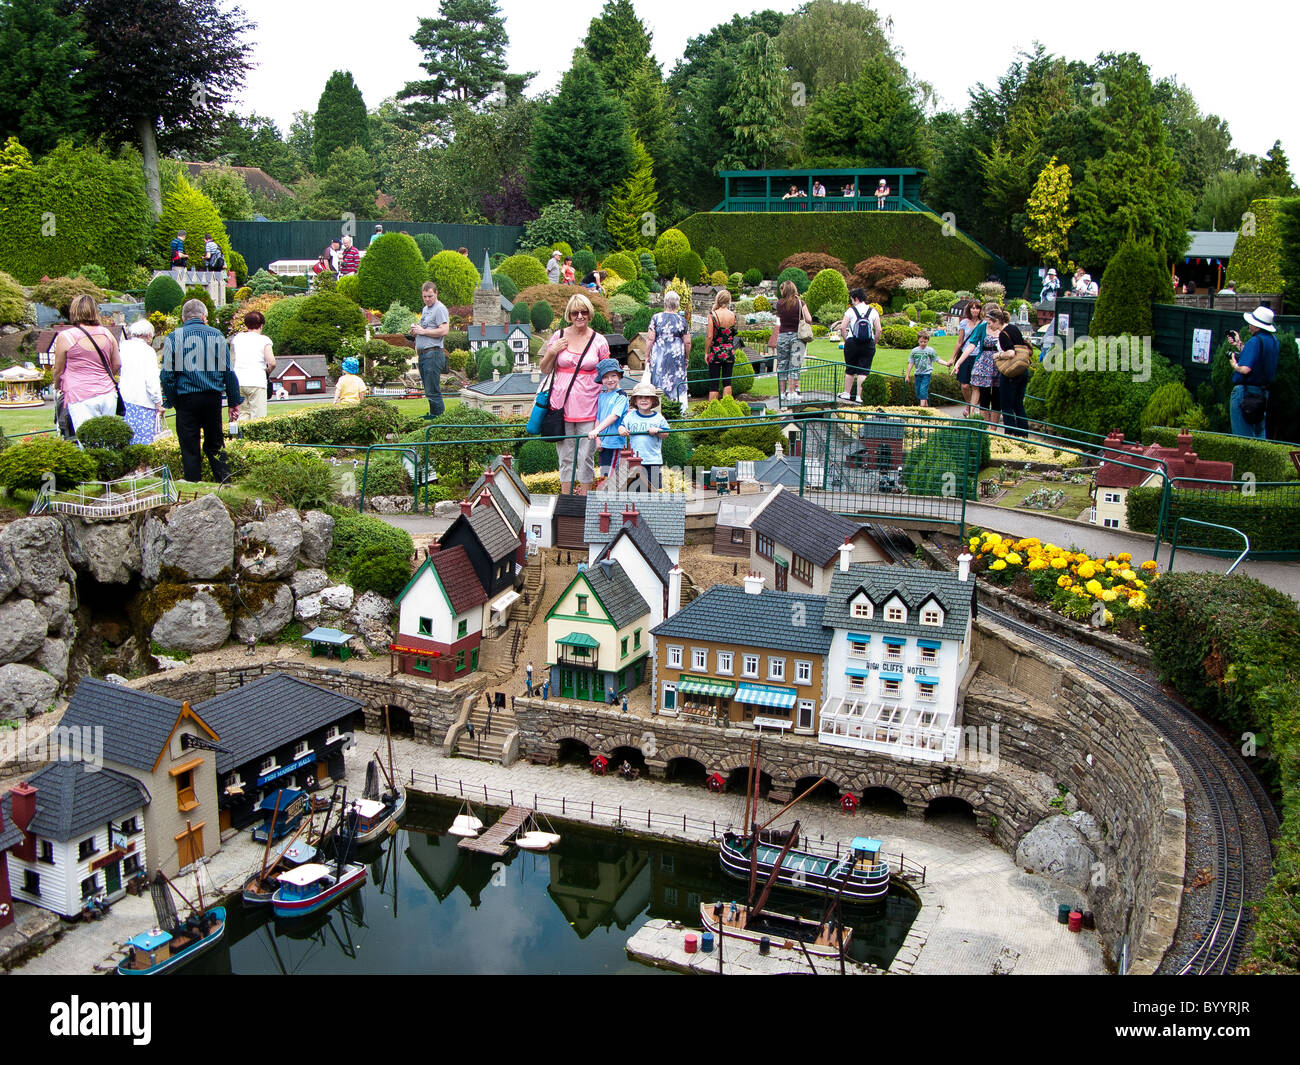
top-left (516, 811), bottom-right (562, 852)
top-left (338, 718), bottom-right (406, 847)
top-left (449, 799), bottom-right (484, 838)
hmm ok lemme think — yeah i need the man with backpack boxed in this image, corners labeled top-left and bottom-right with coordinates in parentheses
top-left (202, 234), bottom-right (225, 272)
top-left (1228, 306), bottom-right (1279, 439)
top-left (838, 289), bottom-right (881, 403)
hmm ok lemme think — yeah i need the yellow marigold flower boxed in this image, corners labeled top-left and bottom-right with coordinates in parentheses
top-left (990, 559), bottom-right (1007, 571)
top-left (1057, 575), bottom-right (1072, 587)
top-left (1101, 589), bottom-right (1118, 602)
top-left (1133, 579), bottom-right (1146, 590)
top-left (1051, 556), bottom-right (1068, 569)
top-left (1027, 559), bottom-right (1047, 571)
top-left (1085, 579), bottom-right (1104, 596)
top-left (1118, 552), bottom-right (1132, 562)
top-left (968, 538), bottom-right (980, 549)
top-left (1104, 560), bottom-right (1119, 570)
top-left (1104, 610), bottom-right (1114, 624)
top-left (1006, 552), bottom-right (1022, 565)
top-left (1077, 562), bottom-right (1096, 579)
top-left (1141, 560), bottom-right (1158, 571)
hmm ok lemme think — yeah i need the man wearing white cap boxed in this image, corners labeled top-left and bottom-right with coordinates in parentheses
top-left (1227, 306), bottom-right (1279, 438)
top-left (1084, 274), bottom-right (1098, 297)
top-left (1040, 268), bottom-right (1060, 302)
top-left (546, 249), bottom-right (562, 285)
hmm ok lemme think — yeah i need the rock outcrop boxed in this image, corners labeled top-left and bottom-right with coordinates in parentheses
top-left (160, 494), bottom-right (235, 580)
top-left (1014, 814), bottom-right (1098, 891)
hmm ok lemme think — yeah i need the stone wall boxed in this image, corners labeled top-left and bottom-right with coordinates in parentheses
top-left (129, 660), bottom-right (464, 746)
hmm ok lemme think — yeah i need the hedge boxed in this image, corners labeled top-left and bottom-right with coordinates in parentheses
top-left (676, 211), bottom-right (991, 291)
top-left (902, 425), bottom-right (983, 499)
top-left (1141, 426), bottom-right (1298, 481)
top-left (358, 232), bottom-right (427, 311)
top-left (0, 141), bottom-right (152, 286)
top-left (1229, 197), bottom-right (1284, 293)
top-left (325, 505), bottom-right (415, 572)
top-left (277, 291), bottom-right (367, 357)
top-left (805, 269), bottom-right (850, 317)
top-left (144, 274), bottom-right (185, 315)
top-left (239, 397), bottom-right (411, 445)
top-left (1127, 483), bottom-right (1300, 551)
top-left (497, 253), bottom-right (548, 290)
top-left (427, 250), bottom-right (481, 306)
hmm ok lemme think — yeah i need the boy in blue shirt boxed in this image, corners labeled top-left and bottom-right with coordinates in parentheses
top-left (906, 331), bottom-right (942, 407)
top-left (587, 358), bottom-right (629, 477)
top-left (619, 378), bottom-right (670, 490)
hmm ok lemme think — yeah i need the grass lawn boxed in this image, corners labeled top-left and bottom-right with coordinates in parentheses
top-left (986, 478), bottom-right (1095, 517)
top-left (733, 334), bottom-right (960, 399)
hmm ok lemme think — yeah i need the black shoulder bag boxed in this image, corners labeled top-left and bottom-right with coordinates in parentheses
top-left (540, 332), bottom-right (596, 438)
top-left (77, 326), bottom-right (126, 417)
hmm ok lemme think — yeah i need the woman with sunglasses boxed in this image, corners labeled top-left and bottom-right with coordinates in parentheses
top-left (540, 293), bottom-right (609, 494)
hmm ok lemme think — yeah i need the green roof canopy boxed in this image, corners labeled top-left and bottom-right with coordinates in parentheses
top-left (677, 674), bottom-right (737, 697)
top-left (557, 632), bottom-right (600, 649)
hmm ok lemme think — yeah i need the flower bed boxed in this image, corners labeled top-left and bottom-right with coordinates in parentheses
top-left (966, 529), bottom-right (1159, 636)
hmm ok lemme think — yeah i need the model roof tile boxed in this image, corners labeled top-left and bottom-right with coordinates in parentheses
top-left (580, 559), bottom-right (651, 629)
top-left (651, 585), bottom-right (832, 655)
top-left (595, 518), bottom-right (674, 588)
top-left (60, 678), bottom-right (209, 772)
top-left (584, 492), bottom-right (686, 546)
top-left (466, 459), bottom-right (531, 507)
top-left (18, 762), bottom-right (150, 842)
top-left (747, 489), bottom-right (870, 566)
top-left (463, 503), bottom-right (519, 562)
top-left (194, 674), bottom-right (363, 776)
top-left (0, 797), bottom-right (26, 851)
top-left (430, 545), bottom-right (489, 614)
top-left (823, 564), bottom-right (973, 641)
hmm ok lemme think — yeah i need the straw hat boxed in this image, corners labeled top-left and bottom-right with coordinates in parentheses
top-left (629, 378), bottom-right (660, 405)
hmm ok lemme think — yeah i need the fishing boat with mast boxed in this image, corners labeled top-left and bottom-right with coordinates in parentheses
top-left (243, 792), bottom-right (321, 905)
top-left (118, 843), bottom-right (226, 975)
top-left (271, 788), bottom-right (367, 920)
top-left (716, 745), bottom-right (891, 904)
top-left (338, 710), bottom-right (406, 847)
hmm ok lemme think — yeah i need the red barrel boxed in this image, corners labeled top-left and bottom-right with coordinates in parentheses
top-left (1068, 910), bottom-right (1083, 933)
top-left (684, 932), bottom-right (699, 953)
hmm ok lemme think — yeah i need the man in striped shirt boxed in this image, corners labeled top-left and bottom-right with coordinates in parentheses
top-left (339, 235), bottom-right (361, 275)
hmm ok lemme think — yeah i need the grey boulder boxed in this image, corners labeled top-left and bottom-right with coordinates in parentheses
top-left (0, 663), bottom-right (60, 718)
top-left (290, 568), bottom-right (331, 599)
top-left (238, 509), bottom-right (303, 580)
top-left (300, 510), bottom-right (334, 566)
top-left (160, 495), bottom-right (235, 580)
top-left (234, 582), bottom-right (294, 643)
top-left (0, 517), bottom-right (74, 597)
top-left (34, 638), bottom-right (70, 685)
top-left (1014, 814), bottom-right (1097, 891)
top-left (150, 585), bottom-right (232, 652)
top-left (61, 515), bottom-right (141, 584)
top-left (0, 599), bottom-right (51, 665)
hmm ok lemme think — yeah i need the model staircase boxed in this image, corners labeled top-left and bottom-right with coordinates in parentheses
top-left (508, 555), bottom-right (545, 626)
top-left (455, 695), bottom-right (518, 764)
top-left (680, 570), bottom-right (700, 606)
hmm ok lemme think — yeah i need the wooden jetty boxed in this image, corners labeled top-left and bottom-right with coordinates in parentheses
top-left (457, 806), bottom-right (531, 856)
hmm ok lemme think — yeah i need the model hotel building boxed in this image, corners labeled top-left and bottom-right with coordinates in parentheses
top-left (649, 549), bottom-right (976, 762)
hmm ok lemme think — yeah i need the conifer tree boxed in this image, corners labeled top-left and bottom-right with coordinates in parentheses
top-left (0, 0), bottom-right (92, 155)
top-left (1024, 157), bottom-right (1074, 271)
top-left (582, 0), bottom-right (654, 100)
top-left (314, 71), bottom-right (371, 174)
top-left (718, 33), bottom-right (789, 171)
top-left (606, 138), bottom-right (658, 251)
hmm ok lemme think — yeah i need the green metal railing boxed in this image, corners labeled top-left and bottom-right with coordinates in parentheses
top-left (1168, 519), bottom-right (1250, 574)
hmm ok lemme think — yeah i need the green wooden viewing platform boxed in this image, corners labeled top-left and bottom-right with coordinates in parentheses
top-left (713, 167), bottom-right (929, 213)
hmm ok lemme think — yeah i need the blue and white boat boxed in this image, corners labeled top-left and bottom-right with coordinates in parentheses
top-left (271, 862), bottom-right (367, 919)
top-left (252, 789), bottom-right (309, 843)
top-left (117, 907), bottom-right (226, 975)
top-left (719, 833), bottom-right (891, 903)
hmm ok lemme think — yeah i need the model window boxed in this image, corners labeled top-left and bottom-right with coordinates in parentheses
top-left (717, 651), bottom-right (734, 675)
top-left (1103, 518), bottom-right (1120, 528)
top-left (176, 769), bottom-right (198, 811)
top-left (415, 658), bottom-right (432, 674)
top-left (849, 639), bottom-right (868, 658)
top-left (668, 645), bottom-right (682, 668)
top-left (852, 600), bottom-right (871, 619)
top-left (456, 650), bottom-right (466, 671)
top-left (917, 684), bottom-right (937, 702)
top-left (39, 840), bottom-right (54, 864)
top-left (730, 529), bottom-right (746, 544)
top-left (326, 725), bottom-right (342, 744)
top-left (622, 637), bottom-right (630, 658)
top-left (81, 875), bottom-right (99, 899)
top-left (576, 594), bottom-right (588, 615)
top-left (742, 654), bottom-right (759, 678)
top-left (22, 870), bottom-right (39, 896)
top-left (259, 756), bottom-right (276, 773)
top-left (919, 646), bottom-right (938, 664)
top-left (294, 740), bottom-right (310, 760)
top-left (791, 554), bottom-right (813, 584)
top-left (692, 647), bottom-right (708, 671)
top-left (121, 816), bottom-right (141, 835)
top-left (755, 533), bottom-right (773, 559)
top-left (921, 608), bottom-right (942, 626)
top-left (849, 674), bottom-right (866, 692)
top-left (492, 405), bottom-right (502, 415)
top-left (78, 836), bottom-right (98, 861)
top-left (634, 629), bottom-right (642, 649)
top-left (124, 854), bottom-right (141, 876)
top-left (886, 605), bottom-right (905, 622)
top-left (885, 643), bottom-right (902, 661)
top-left (418, 616), bottom-right (433, 636)
top-left (1104, 492), bottom-right (1121, 504)
top-left (882, 678), bottom-right (901, 696)
top-left (768, 657), bottom-right (785, 681)
top-left (458, 618), bottom-right (469, 638)
top-left (795, 660), bottom-right (812, 684)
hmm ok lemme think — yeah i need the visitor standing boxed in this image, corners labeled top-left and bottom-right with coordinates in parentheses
top-left (875, 179), bottom-right (890, 209)
top-left (539, 293), bottom-right (608, 494)
top-left (412, 281), bottom-right (450, 418)
top-left (953, 300), bottom-right (984, 413)
top-left (704, 290), bottom-right (738, 401)
top-left (526, 661), bottom-right (534, 694)
top-left (160, 299), bottom-right (242, 483)
top-left (1228, 306), bottom-right (1279, 439)
top-left (951, 303), bottom-right (1003, 418)
top-left (1039, 268), bottom-right (1060, 302)
top-left (812, 180), bottom-right (826, 198)
top-left (169, 230), bottom-right (189, 270)
top-left (769, 280), bottom-right (812, 404)
top-left (334, 356), bottom-right (368, 405)
top-left (838, 288), bottom-right (880, 403)
top-left (117, 319), bottom-right (164, 444)
top-left (230, 310), bottom-right (276, 421)
top-left (369, 224), bottom-right (384, 246)
top-left (906, 330), bottom-right (940, 408)
top-left (987, 307), bottom-right (1031, 437)
top-left (338, 235), bottom-right (361, 275)
top-left (546, 250), bottom-right (563, 285)
top-left (202, 234), bottom-right (224, 272)
top-left (647, 290), bottom-right (690, 410)
top-left (51, 295), bottom-right (121, 433)
top-left (561, 256), bottom-right (576, 285)
top-left (619, 378), bottom-right (670, 491)
top-left (326, 238), bottom-right (342, 275)
top-left (588, 358), bottom-right (629, 477)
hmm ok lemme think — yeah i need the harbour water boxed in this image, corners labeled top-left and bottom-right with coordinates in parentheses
top-left (188, 796), bottom-right (919, 974)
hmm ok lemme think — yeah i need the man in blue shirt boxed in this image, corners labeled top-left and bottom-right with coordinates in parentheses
top-left (160, 299), bottom-right (243, 482)
top-left (169, 230), bottom-right (188, 269)
top-left (1227, 306), bottom-right (1279, 439)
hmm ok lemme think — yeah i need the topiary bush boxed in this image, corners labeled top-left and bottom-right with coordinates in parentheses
top-left (688, 443), bottom-right (766, 470)
top-left (153, 175), bottom-right (231, 270)
top-left (348, 548), bottom-right (412, 598)
top-left (752, 294), bottom-right (771, 312)
top-left (1039, 339), bottom-right (1182, 444)
top-left (776, 267), bottom-right (810, 294)
top-left (1140, 382), bottom-right (1198, 432)
top-left (0, 270), bottom-right (27, 326)
top-left (623, 304), bottom-right (653, 340)
top-left (653, 228), bottom-right (691, 279)
top-left (476, 342), bottom-right (513, 381)
top-left (923, 288), bottom-right (957, 311)
top-left (703, 245), bottom-right (728, 276)
top-left (495, 273), bottom-right (517, 301)
top-left (363, 453), bottom-right (412, 496)
top-left (427, 250), bottom-right (481, 307)
top-left (182, 285), bottom-right (217, 322)
top-left (804, 268), bottom-right (850, 317)
top-left (380, 300), bottom-right (418, 335)
top-left (0, 438), bottom-right (98, 492)
top-left (638, 250), bottom-right (657, 282)
top-left (336, 274), bottom-right (361, 304)
top-left (413, 232), bottom-right (444, 259)
top-left (676, 250), bottom-right (705, 286)
top-left (247, 269), bottom-right (287, 297)
top-left (278, 291), bottom-right (367, 357)
top-left (608, 293), bottom-right (642, 317)
top-left (530, 300), bottom-right (555, 331)
top-left (602, 251), bottom-right (639, 282)
top-left (1230, 197), bottom-right (1283, 293)
top-left (230, 250), bottom-right (248, 287)
top-left (777, 252), bottom-right (848, 278)
top-left (573, 249), bottom-right (597, 276)
top-left (144, 274), bottom-right (185, 315)
top-left (243, 448), bottom-right (339, 509)
top-left (616, 279), bottom-right (650, 303)
top-left (77, 415), bottom-right (133, 452)
top-left (1091, 239), bottom-right (1174, 338)
top-left (326, 506), bottom-right (415, 572)
top-left (358, 233), bottom-right (427, 312)
top-left (816, 303), bottom-right (847, 326)
top-left (902, 425), bottom-right (982, 499)
top-left (517, 438), bottom-right (559, 474)
top-left (742, 267), bottom-right (763, 286)
top-left (497, 253), bottom-right (548, 290)
top-left (881, 323), bottom-right (919, 348)
top-left (515, 283), bottom-right (608, 322)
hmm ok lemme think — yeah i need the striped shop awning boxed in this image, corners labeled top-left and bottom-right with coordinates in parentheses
top-left (678, 674), bottom-right (736, 698)
top-left (735, 683), bottom-right (797, 708)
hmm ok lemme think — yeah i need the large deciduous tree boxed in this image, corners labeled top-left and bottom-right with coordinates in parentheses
top-left (528, 56), bottom-right (634, 213)
top-left (0, 0), bottom-right (93, 155)
top-left (800, 56), bottom-right (925, 168)
top-left (70, 0), bottom-right (255, 217)
top-left (399, 0), bottom-right (530, 128)
top-left (314, 70), bottom-right (371, 174)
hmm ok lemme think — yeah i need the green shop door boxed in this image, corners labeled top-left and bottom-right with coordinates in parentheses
top-left (104, 861), bottom-right (121, 895)
top-left (576, 670), bottom-right (593, 701)
top-left (561, 668), bottom-right (575, 699)
top-left (470, 648), bottom-right (479, 671)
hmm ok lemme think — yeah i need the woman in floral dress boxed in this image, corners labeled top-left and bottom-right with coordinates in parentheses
top-left (647, 290), bottom-right (690, 411)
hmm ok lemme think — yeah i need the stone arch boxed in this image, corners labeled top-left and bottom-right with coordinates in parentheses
top-left (921, 782), bottom-right (986, 808)
top-left (784, 760), bottom-right (855, 792)
top-left (599, 731), bottom-right (649, 758)
top-left (715, 752), bottom-right (756, 775)
top-left (541, 724), bottom-right (606, 751)
top-left (854, 770), bottom-right (923, 806)
top-left (656, 743), bottom-right (713, 769)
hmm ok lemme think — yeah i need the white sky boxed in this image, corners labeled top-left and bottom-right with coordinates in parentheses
top-left (236, 0), bottom-right (1295, 166)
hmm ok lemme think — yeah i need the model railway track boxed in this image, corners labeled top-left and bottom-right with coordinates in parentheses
top-left (866, 523), bottom-right (1277, 975)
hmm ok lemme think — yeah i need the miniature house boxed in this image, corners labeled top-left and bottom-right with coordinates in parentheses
top-left (818, 558), bottom-right (976, 762)
top-left (593, 518), bottom-right (681, 628)
top-left (545, 559), bottom-right (652, 702)
top-left (1093, 429), bottom-right (1234, 530)
top-left (439, 496), bottom-right (522, 600)
top-left (650, 577), bottom-right (831, 731)
top-left (270, 356), bottom-right (332, 397)
top-left (460, 367), bottom-right (547, 418)
top-left (584, 493), bottom-right (686, 564)
top-left (466, 322), bottom-right (532, 356)
top-left (0, 796), bottom-right (19, 930)
top-left (393, 543), bottom-right (489, 681)
top-left (745, 487), bottom-right (887, 594)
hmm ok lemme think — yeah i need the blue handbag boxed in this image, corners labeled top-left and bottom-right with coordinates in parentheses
top-left (526, 370), bottom-right (554, 434)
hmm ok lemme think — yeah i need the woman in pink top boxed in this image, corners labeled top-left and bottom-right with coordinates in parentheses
top-left (539, 293), bottom-right (608, 494)
top-left (52, 294), bottom-right (121, 433)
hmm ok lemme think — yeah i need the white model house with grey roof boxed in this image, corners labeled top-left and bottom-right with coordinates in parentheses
top-left (584, 493), bottom-right (686, 564)
top-left (818, 557), bottom-right (976, 762)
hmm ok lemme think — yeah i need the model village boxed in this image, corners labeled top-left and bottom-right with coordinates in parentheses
top-left (0, 419), bottom-right (1223, 980)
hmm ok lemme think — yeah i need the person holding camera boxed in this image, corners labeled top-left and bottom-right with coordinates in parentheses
top-left (1227, 307), bottom-right (1279, 439)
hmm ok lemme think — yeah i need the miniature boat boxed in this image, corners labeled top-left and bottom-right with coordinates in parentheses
top-left (117, 907), bottom-right (227, 975)
top-left (449, 800), bottom-right (484, 838)
top-left (719, 833), bottom-right (890, 904)
top-left (271, 862), bottom-right (367, 919)
top-left (338, 788), bottom-right (407, 847)
top-left (700, 901), bottom-right (851, 959)
top-left (516, 830), bottom-right (561, 851)
top-left (251, 789), bottom-right (309, 843)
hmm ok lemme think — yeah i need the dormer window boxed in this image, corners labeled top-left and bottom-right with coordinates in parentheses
top-left (260, 755), bottom-right (277, 774)
top-left (921, 607), bottom-right (942, 626)
top-left (886, 605), bottom-right (905, 623)
top-left (294, 740), bottom-right (311, 761)
top-left (851, 598), bottom-right (872, 619)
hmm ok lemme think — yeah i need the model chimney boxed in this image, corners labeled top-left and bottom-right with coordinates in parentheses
top-left (9, 781), bottom-right (36, 832)
top-left (1183, 452), bottom-right (1197, 478)
top-left (774, 442), bottom-right (785, 459)
top-left (744, 571), bottom-right (765, 595)
top-left (480, 322), bottom-right (487, 338)
top-left (598, 559), bottom-right (613, 579)
top-left (599, 506), bottom-right (611, 533)
top-left (500, 454), bottom-right (512, 471)
top-left (492, 369), bottom-right (500, 382)
top-left (484, 469), bottom-right (496, 485)
top-left (622, 505), bottom-right (639, 527)
top-left (425, 541), bottom-right (441, 558)
top-left (958, 552), bottom-right (972, 582)
top-left (668, 565), bottom-right (683, 617)
top-left (1177, 430), bottom-right (1193, 454)
top-left (839, 538), bottom-right (854, 573)
top-left (460, 499), bottom-right (473, 516)
top-left (476, 491), bottom-right (491, 508)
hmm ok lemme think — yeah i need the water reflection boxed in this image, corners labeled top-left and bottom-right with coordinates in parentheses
top-left (188, 796), bottom-right (918, 974)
